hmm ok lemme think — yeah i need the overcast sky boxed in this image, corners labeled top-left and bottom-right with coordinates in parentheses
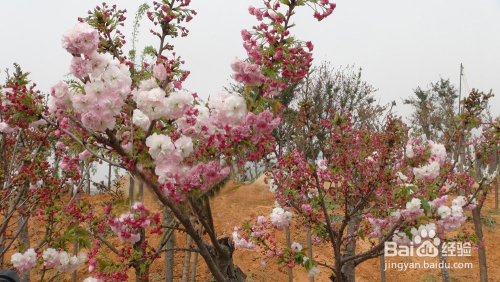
top-left (1, 1), bottom-right (499, 183)
top-left (1, 0), bottom-right (499, 116)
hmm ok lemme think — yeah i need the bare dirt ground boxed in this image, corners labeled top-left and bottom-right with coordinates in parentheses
top-left (9, 174), bottom-right (500, 281)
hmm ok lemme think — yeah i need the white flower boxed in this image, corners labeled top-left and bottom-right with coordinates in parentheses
top-left (291, 242), bottom-right (303, 252)
top-left (413, 161), bottom-right (440, 181)
top-left (437, 205), bottom-right (451, 218)
top-left (452, 196), bottom-right (467, 208)
top-left (209, 92), bottom-right (247, 126)
top-left (42, 248), bottom-right (60, 268)
top-left (164, 91), bottom-right (193, 119)
top-left (269, 179), bottom-right (278, 193)
top-left (132, 109), bottom-right (151, 130)
top-left (89, 52), bottom-right (112, 78)
top-left (232, 229), bottom-right (256, 249)
top-left (391, 210), bottom-right (401, 221)
top-left (145, 133), bottom-right (174, 160)
top-left (396, 172), bottom-right (408, 183)
top-left (269, 207), bottom-right (292, 229)
top-left (136, 88), bottom-right (168, 120)
top-left (450, 205), bottom-right (463, 216)
top-left (405, 198), bottom-right (422, 212)
top-left (307, 266), bottom-right (320, 277)
top-left (174, 135), bottom-right (193, 158)
top-left (316, 159), bottom-right (327, 170)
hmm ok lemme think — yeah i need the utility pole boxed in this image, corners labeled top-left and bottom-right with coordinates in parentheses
top-left (459, 63), bottom-right (463, 114)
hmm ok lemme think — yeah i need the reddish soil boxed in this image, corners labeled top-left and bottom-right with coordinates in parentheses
top-left (7, 175), bottom-right (500, 281)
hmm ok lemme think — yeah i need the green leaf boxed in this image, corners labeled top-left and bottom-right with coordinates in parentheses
top-left (418, 196), bottom-right (430, 216)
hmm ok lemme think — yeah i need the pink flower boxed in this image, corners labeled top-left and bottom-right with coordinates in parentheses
top-left (70, 57), bottom-right (91, 78)
top-left (241, 29), bottom-right (252, 41)
top-left (428, 140), bottom-right (447, 165)
top-left (257, 215), bottom-right (268, 224)
top-left (0, 122), bottom-right (16, 133)
top-left (430, 195), bottom-right (448, 209)
top-left (268, 10), bottom-right (277, 20)
top-left (153, 64), bottom-right (168, 81)
top-left (43, 248), bottom-right (60, 268)
top-left (11, 249), bottom-right (37, 273)
top-left (301, 204), bottom-right (313, 214)
top-left (231, 57), bottom-right (265, 86)
top-left (56, 141), bottom-right (66, 150)
top-left (406, 139), bottom-right (414, 158)
top-left (62, 22), bottom-right (99, 56)
top-left (49, 81), bottom-right (72, 112)
top-left (413, 161), bottom-right (440, 181)
top-left (269, 207), bottom-right (292, 230)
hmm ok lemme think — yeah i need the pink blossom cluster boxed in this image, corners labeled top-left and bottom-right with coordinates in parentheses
top-left (42, 248), bottom-right (87, 273)
top-left (313, 1), bottom-right (336, 21)
top-left (132, 79), bottom-right (194, 121)
top-left (400, 198), bottom-right (424, 222)
top-left (50, 23), bottom-right (133, 132)
top-left (413, 161), bottom-right (440, 181)
top-left (60, 155), bottom-right (82, 172)
top-left (410, 139), bottom-right (447, 181)
top-left (230, 57), bottom-right (265, 86)
top-left (429, 195), bottom-right (448, 209)
top-left (392, 231), bottom-right (412, 246)
top-left (174, 161), bottom-right (231, 195)
top-left (435, 195), bottom-right (476, 232)
top-left (10, 249), bottom-right (36, 273)
top-left (244, 110), bottom-right (281, 143)
top-left (405, 139), bottom-right (423, 158)
top-left (208, 92), bottom-right (248, 127)
top-left (232, 227), bottom-right (257, 249)
top-left (107, 202), bottom-right (152, 243)
top-left (0, 122), bottom-right (16, 133)
top-left (367, 217), bottom-right (389, 238)
top-left (78, 149), bottom-right (93, 161)
top-left (145, 133), bottom-right (193, 184)
top-left (175, 105), bottom-right (215, 135)
top-left (269, 207), bottom-right (293, 230)
top-left (61, 22), bottom-right (99, 56)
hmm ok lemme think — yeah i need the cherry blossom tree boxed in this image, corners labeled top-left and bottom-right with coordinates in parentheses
top-left (235, 86), bottom-right (499, 282)
top-left (33, 1), bottom-right (336, 281)
top-left (1, 65), bottom-right (91, 282)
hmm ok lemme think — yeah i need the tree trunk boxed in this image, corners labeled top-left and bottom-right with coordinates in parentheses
top-left (307, 228), bottom-right (314, 282)
top-left (18, 182), bottom-right (30, 282)
top-left (129, 174), bottom-right (135, 205)
top-left (138, 182), bottom-right (144, 202)
top-left (18, 213), bottom-right (30, 282)
top-left (181, 235), bottom-right (192, 282)
top-left (133, 228), bottom-right (149, 282)
top-left (379, 234), bottom-right (386, 282)
top-left (131, 168), bottom-right (246, 282)
top-left (108, 163), bottom-right (112, 189)
top-left (203, 237), bottom-right (246, 282)
top-left (164, 207), bottom-right (174, 282)
top-left (86, 163), bottom-right (91, 194)
top-left (472, 207), bottom-right (488, 282)
top-left (341, 214), bottom-right (361, 282)
top-left (285, 226), bottom-right (293, 282)
top-left (439, 242), bottom-right (450, 282)
top-left (495, 180), bottom-right (498, 211)
top-left (190, 224), bottom-right (203, 282)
